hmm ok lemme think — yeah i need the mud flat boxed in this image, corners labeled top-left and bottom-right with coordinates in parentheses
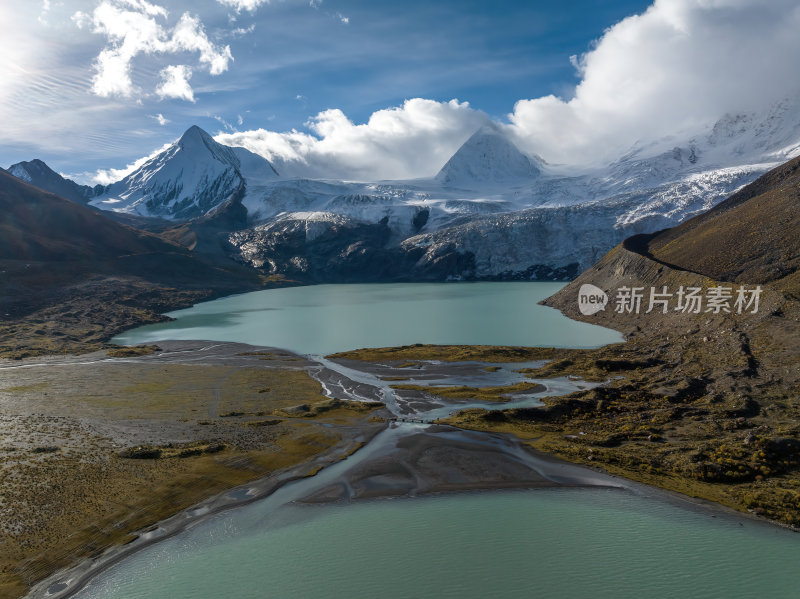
top-left (23, 336), bottom-right (800, 599)
top-left (0, 341), bottom-right (386, 599)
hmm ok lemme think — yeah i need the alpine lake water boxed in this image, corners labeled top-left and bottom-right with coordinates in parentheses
top-left (70, 283), bottom-right (798, 599)
top-left (114, 282), bottom-right (622, 355)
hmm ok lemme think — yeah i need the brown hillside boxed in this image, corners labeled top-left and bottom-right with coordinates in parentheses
top-left (0, 170), bottom-right (174, 262)
top-left (0, 171), bottom-right (275, 356)
top-left (646, 155), bottom-right (800, 295)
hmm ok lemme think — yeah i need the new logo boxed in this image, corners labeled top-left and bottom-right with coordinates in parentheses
top-left (578, 284), bottom-right (608, 315)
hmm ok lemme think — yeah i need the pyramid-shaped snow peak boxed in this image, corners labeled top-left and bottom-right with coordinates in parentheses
top-left (435, 126), bottom-right (541, 187)
top-left (91, 126), bottom-right (279, 220)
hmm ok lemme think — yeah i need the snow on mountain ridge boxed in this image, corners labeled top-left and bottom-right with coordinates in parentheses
top-left (6, 159), bottom-right (104, 204)
top-left (8, 163), bottom-right (33, 182)
top-left (91, 125), bottom-right (279, 220)
top-left (435, 125), bottom-right (541, 186)
top-left (71, 98), bottom-right (800, 279)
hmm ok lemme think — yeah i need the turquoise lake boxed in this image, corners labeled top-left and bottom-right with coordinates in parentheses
top-left (113, 282), bottom-right (624, 355)
top-left (75, 489), bottom-right (800, 599)
top-left (81, 282), bottom-right (800, 599)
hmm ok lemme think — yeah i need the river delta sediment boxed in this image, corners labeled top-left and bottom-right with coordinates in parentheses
top-left (12, 335), bottom-right (800, 599)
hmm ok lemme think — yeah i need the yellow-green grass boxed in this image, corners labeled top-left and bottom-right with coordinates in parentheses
top-left (329, 345), bottom-right (562, 363)
top-left (106, 345), bottom-right (161, 358)
top-left (0, 361), bottom-right (384, 597)
top-left (391, 381), bottom-right (542, 403)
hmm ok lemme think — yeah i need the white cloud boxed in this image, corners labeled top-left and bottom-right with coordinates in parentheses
top-left (90, 141), bottom-right (172, 185)
top-left (216, 0), bottom-right (269, 12)
top-left (156, 65), bottom-right (194, 102)
top-left (171, 13), bottom-right (232, 75)
top-left (212, 114), bottom-right (237, 131)
top-left (216, 98), bottom-right (489, 180)
top-left (338, 13), bottom-right (349, 25)
top-left (71, 0), bottom-right (800, 185)
top-left (150, 113), bottom-right (170, 125)
top-left (38, 0), bottom-right (52, 24)
top-left (76, 0), bottom-right (232, 100)
top-left (212, 0), bottom-right (800, 180)
top-left (506, 0), bottom-right (800, 165)
top-left (231, 23), bottom-right (256, 37)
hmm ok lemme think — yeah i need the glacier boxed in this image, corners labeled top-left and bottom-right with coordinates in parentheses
top-left (35, 97), bottom-right (800, 281)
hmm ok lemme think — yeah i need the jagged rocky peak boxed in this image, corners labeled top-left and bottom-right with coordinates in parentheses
top-left (435, 124), bottom-right (541, 187)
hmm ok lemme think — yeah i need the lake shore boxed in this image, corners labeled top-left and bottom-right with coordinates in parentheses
top-left (0, 341), bottom-right (385, 599)
top-left (336, 341), bottom-right (800, 531)
top-left (4, 273), bottom-right (799, 597)
top-left (18, 336), bottom-right (799, 598)
top-left (26, 381), bottom-right (789, 599)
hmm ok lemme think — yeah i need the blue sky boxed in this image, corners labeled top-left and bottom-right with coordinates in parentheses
top-left (1, 0), bottom-right (650, 179)
top-left (2, 0), bottom-right (798, 182)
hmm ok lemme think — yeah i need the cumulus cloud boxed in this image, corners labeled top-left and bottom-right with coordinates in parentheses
top-left (211, 0), bottom-right (800, 179)
top-left (506, 0), bottom-right (800, 165)
top-left (156, 65), bottom-right (194, 101)
top-left (171, 13), bottom-right (232, 75)
top-left (215, 98), bottom-right (489, 180)
top-left (75, 0), bottom-right (232, 100)
top-left (216, 0), bottom-right (269, 12)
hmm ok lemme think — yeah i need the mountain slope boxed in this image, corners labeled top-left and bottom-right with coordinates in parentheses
top-left (645, 155), bottom-right (800, 293)
top-left (0, 170), bottom-right (269, 356)
top-left (7, 159), bottom-right (103, 204)
top-left (435, 125), bottom-right (541, 186)
top-left (0, 170), bottom-right (169, 262)
top-left (92, 126), bottom-right (279, 220)
top-left (545, 153), bottom-right (800, 323)
top-left (502, 154), bottom-right (800, 528)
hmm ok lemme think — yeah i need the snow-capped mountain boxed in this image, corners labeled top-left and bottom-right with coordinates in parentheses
top-left (225, 99), bottom-right (800, 280)
top-left (91, 126), bottom-right (279, 219)
top-left (435, 125), bottom-right (542, 186)
top-left (6, 159), bottom-right (103, 204)
top-left (33, 96), bottom-right (799, 281)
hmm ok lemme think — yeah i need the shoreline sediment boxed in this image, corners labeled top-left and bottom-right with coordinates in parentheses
top-left (23, 337), bottom-right (799, 598)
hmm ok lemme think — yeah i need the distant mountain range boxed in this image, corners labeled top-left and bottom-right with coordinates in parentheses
top-left (6, 159), bottom-right (104, 205)
top-left (6, 98), bottom-right (800, 282)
